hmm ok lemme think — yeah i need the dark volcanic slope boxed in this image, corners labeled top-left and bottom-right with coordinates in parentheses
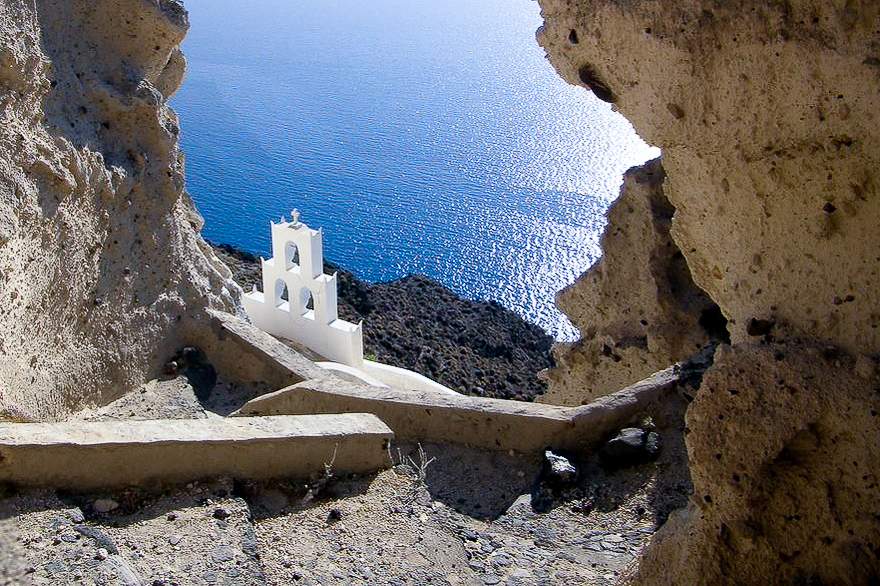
top-left (212, 243), bottom-right (553, 401)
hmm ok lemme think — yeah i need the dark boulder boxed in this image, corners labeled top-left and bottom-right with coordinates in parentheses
top-left (599, 427), bottom-right (660, 471)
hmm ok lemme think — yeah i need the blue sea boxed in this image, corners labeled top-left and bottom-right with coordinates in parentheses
top-left (171, 0), bottom-right (659, 341)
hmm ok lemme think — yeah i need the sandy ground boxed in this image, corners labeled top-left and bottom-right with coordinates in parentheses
top-left (1, 376), bottom-right (691, 585)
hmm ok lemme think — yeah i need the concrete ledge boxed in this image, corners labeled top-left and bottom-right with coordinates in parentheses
top-left (0, 414), bottom-right (393, 489)
top-left (234, 367), bottom-right (679, 453)
top-left (207, 309), bottom-right (330, 383)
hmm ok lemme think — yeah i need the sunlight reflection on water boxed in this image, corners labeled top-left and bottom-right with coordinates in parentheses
top-left (172, 0), bottom-right (659, 341)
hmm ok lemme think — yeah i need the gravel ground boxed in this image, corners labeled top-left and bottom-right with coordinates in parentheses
top-left (2, 368), bottom-right (691, 585)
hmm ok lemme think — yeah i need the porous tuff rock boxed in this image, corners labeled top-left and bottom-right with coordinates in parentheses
top-left (536, 0), bottom-right (880, 582)
top-left (0, 0), bottom-right (237, 419)
top-left (629, 341), bottom-right (880, 585)
top-left (538, 0), bottom-right (880, 352)
top-left (541, 158), bottom-right (722, 405)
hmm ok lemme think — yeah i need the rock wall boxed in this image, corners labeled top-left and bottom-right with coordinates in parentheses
top-left (538, 0), bottom-right (879, 352)
top-left (0, 0), bottom-right (237, 419)
top-left (542, 158), bottom-right (722, 405)
top-left (535, 0), bottom-right (880, 582)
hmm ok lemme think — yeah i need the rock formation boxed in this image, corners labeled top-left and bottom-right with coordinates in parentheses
top-left (2, 0), bottom-right (878, 582)
top-left (0, 0), bottom-right (237, 419)
top-left (542, 158), bottom-right (724, 405)
top-left (536, 0), bottom-right (880, 582)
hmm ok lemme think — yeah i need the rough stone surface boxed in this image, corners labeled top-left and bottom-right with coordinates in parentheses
top-left (0, 0), bottom-right (238, 420)
top-left (541, 159), bottom-right (723, 405)
top-left (537, 0), bottom-right (880, 353)
top-left (627, 341), bottom-right (880, 585)
top-left (536, 0), bottom-right (880, 582)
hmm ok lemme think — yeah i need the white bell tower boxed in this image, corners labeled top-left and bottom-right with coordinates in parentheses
top-left (241, 210), bottom-right (364, 367)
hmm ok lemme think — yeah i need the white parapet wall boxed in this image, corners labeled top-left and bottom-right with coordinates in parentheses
top-left (242, 211), bottom-right (364, 367)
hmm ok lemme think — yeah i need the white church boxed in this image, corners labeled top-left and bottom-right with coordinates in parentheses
top-left (242, 210), bottom-right (458, 395)
top-left (241, 210), bottom-right (364, 367)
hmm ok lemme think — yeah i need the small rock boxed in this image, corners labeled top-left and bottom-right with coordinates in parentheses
top-left (168, 536), bottom-right (182, 545)
top-left (211, 545), bottom-right (236, 563)
top-left (599, 428), bottom-right (660, 470)
top-left (74, 525), bottom-right (118, 554)
top-left (212, 508), bottom-right (230, 520)
top-left (93, 498), bottom-right (119, 513)
top-left (95, 548), bottom-right (108, 561)
top-left (65, 508), bottom-right (85, 523)
top-left (327, 509), bottom-right (342, 522)
top-left (543, 450), bottom-right (577, 484)
top-left (166, 513), bottom-right (177, 521)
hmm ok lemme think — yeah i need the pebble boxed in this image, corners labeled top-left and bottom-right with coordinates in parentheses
top-left (544, 450), bottom-right (578, 484)
top-left (95, 548), bottom-right (108, 561)
top-left (65, 508), bottom-right (85, 523)
top-left (168, 536), bottom-right (182, 546)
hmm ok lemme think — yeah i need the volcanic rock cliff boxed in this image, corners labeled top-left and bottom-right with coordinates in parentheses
top-left (0, 0), bottom-right (238, 419)
top-left (536, 0), bottom-right (880, 583)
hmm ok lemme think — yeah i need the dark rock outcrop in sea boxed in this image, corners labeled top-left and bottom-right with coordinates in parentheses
top-left (212, 243), bottom-right (554, 401)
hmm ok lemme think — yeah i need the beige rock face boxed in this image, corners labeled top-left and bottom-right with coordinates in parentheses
top-left (0, 0), bottom-right (237, 419)
top-left (629, 341), bottom-right (880, 585)
top-left (542, 158), bottom-right (722, 405)
top-left (535, 0), bottom-right (880, 582)
top-left (538, 0), bottom-right (880, 352)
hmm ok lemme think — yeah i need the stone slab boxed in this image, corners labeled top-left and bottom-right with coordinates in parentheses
top-left (207, 308), bottom-right (330, 383)
top-left (0, 414), bottom-right (393, 489)
top-left (234, 367), bottom-right (679, 453)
